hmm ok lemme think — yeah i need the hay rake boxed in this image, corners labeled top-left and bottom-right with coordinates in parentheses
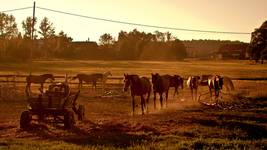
top-left (198, 90), bottom-right (237, 109)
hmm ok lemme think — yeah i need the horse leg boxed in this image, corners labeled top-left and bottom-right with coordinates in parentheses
top-left (132, 95), bottom-right (135, 116)
top-left (195, 88), bottom-right (198, 101)
top-left (146, 92), bottom-right (150, 113)
top-left (209, 88), bottom-right (212, 102)
top-left (153, 92), bottom-right (157, 109)
top-left (166, 90), bottom-right (169, 108)
top-left (173, 86), bottom-right (178, 98)
top-left (160, 93), bottom-right (163, 109)
top-left (141, 95), bottom-right (145, 115)
top-left (191, 88), bottom-right (194, 101)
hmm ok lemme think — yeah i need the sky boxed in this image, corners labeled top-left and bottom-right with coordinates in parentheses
top-left (0, 0), bottom-right (267, 43)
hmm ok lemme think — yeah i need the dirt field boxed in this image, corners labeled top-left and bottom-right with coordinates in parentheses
top-left (0, 60), bottom-right (266, 149)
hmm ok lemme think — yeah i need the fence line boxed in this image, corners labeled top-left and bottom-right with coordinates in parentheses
top-left (0, 74), bottom-right (267, 83)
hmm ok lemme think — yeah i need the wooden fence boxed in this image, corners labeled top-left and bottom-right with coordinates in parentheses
top-left (0, 74), bottom-right (266, 101)
top-left (0, 74), bottom-right (267, 84)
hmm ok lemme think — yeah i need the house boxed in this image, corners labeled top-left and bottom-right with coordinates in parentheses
top-left (212, 43), bottom-right (249, 59)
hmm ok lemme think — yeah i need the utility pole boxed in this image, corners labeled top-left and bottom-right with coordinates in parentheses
top-left (31, 1), bottom-right (36, 40)
top-left (30, 1), bottom-right (36, 62)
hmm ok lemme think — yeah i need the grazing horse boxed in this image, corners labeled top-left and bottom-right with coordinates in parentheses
top-left (151, 73), bottom-right (171, 109)
top-left (187, 76), bottom-right (200, 101)
top-left (72, 71), bottom-right (112, 90)
top-left (169, 75), bottom-right (184, 97)
top-left (123, 74), bottom-right (151, 115)
top-left (26, 73), bottom-right (55, 93)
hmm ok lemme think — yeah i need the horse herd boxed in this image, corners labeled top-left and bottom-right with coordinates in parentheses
top-left (123, 73), bottom-right (234, 115)
top-left (25, 72), bottom-right (234, 115)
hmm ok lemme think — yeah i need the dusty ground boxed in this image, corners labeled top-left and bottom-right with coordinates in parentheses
top-left (0, 86), bottom-right (266, 149)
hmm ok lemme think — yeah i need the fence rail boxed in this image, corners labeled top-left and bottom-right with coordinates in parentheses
top-left (0, 75), bottom-right (267, 84)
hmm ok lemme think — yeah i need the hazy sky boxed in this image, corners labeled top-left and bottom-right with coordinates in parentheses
top-left (1, 0), bottom-right (267, 42)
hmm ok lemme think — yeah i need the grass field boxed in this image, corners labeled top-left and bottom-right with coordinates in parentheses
top-left (0, 59), bottom-right (267, 77)
top-left (0, 60), bottom-right (266, 149)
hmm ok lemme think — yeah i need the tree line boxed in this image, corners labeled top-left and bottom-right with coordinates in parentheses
top-left (0, 13), bottom-right (250, 62)
top-left (0, 13), bottom-right (188, 61)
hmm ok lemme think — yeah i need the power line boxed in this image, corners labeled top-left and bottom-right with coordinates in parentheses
top-left (37, 6), bottom-right (250, 35)
top-left (0, 6), bottom-right (32, 13)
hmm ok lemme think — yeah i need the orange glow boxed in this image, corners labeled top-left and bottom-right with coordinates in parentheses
top-left (1, 0), bottom-right (267, 42)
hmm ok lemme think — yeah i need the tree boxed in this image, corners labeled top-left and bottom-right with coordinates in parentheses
top-left (0, 13), bottom-right (18, 39)
top-left (22, 16), bottom-right (37, 39)
top-left (171, 39), bottom-right (187, 60)
top-left (99, 33), bottom-right (114, 46)
top-left (247, 21), bottom-right (267, 63)
top-left (165, 31), bottom-right (174, 42)
top-left (38, 17), bottom-right (55, 39)
top-left (154, 30), bottom-right (165, 42)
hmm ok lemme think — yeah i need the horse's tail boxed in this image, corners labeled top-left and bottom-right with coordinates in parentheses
top-left (223, 76), bottom-right (235, 91)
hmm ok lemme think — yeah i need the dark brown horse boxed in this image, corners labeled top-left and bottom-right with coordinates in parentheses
top-left (151, 73), bottom-right (171, 109)
top-left (26, 74), bottom-right (55, 93)
top-left (123, 74), bottom-right (151, 115)
top-left (169, 75), bottom-right (184, 97)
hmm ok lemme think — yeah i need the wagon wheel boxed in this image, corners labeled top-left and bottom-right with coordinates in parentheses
top-left (77, 105), bottom-right (85, 121)
top-left (64, 110), bottom-right (75, 129)
top-left (20, 111), bottom-right (32, 129)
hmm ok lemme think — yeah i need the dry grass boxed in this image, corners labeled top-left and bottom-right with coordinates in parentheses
top-left (0, 60), bottom-right (266, 149)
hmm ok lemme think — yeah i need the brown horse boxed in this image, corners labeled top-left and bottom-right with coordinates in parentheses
top-left (123, 74), bottom-right (151, 115)
top-left (151, 73), bottom-right (171, 109)
top-left (26, 73), bottom-right (55, 93)
top-left (72, 71), bottom-right (112, 90)
top-left (169, 75), bottom-right (184, 97)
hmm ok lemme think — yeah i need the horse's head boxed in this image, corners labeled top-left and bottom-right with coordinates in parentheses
top-left (151, 73), bottom-right (160, 84)
top-left (43, 74), bottom-right (55, 82)
top-left (105, 71), bottom-right (112, 77)
top-left (123, 74), bottom-right (131, 92)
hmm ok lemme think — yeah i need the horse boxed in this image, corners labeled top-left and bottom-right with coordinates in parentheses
top-left (123, 74), bottom-right (151, 115)
top-left (26, 73), bottom-right (55, 93)
top-left (207, 75), bottom-right (224, 101)
top-left (187, 74), bottom-right (235, 101)
top-left (72, 71), bottom-right (112, 90)
top-left (187, 76), bottom-right (200, 101)
top-left (90, 71), bottom-right (112, 91)
top-left (169, 75), bottom-right (184, 97)
top-left (151, 73), bottom-right (171, 109)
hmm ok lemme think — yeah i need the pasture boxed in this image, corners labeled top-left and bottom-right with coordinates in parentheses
top-left (0, 60), bottom-right (266, 149)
